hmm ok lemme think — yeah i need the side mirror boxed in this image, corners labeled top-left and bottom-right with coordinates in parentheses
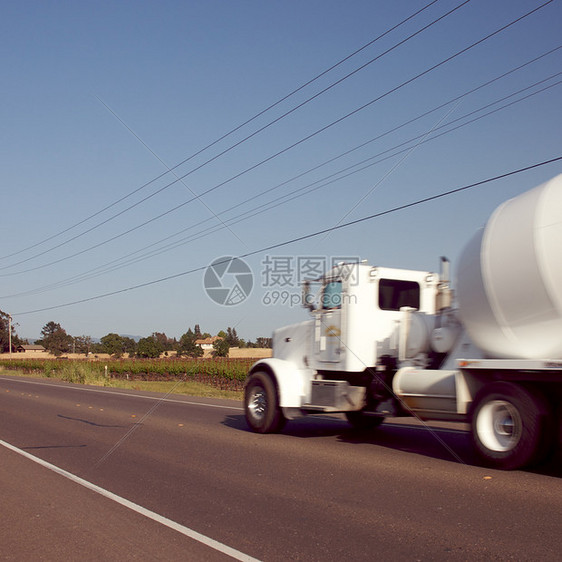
top-left (302, 281), bottom-right (316, 311)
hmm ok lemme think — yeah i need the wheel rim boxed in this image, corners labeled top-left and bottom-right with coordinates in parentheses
top-left (248, 385), bottom-right (267, 422)
top-left (476, 399), bottom-right (522, 452)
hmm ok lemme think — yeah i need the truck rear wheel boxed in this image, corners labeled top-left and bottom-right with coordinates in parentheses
top-left (244, 372), bottom-right (286, 434)
top-left (471, 382), bottom-right (551, 470)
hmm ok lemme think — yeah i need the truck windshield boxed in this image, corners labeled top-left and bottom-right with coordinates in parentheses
top-left (322, 281), bottom-right (342, 309)
top-left (378, 279), bottom-right (420, 311)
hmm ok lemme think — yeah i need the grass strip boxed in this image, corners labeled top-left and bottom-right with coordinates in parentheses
top-left (0, 367), bottom-right (243, 400)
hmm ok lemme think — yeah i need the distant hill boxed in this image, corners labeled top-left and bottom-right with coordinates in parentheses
top-left (26, 334), bottom-right (143, 345)
top-left (120, 334), bottom-right (143, 342)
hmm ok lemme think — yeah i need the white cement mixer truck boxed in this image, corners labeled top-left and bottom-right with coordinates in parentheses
top-left (243, 175), bottom-right (562, 470)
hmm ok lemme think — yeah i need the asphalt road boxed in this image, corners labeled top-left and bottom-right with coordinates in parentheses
top-left (1, 374), bottom-right (561, 561)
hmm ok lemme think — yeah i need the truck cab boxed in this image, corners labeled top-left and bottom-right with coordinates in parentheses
top-left (245, 261), bottom-right (458, 431)
top-left (291, 262), bottom-right (442, 374)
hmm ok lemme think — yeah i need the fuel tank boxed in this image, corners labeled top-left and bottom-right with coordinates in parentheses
top-left (456, 175), bottom-right (562, 359)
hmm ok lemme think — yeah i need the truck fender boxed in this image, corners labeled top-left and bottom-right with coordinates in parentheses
top-left (248, 358), bottom-right (314, 409)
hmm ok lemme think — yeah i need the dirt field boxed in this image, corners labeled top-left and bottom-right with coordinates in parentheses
top-left (220, 347), bottom-right (272, 359)
top-left (4, 347), bottom-right (272, 361)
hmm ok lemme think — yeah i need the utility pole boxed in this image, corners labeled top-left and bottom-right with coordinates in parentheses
top-left (8, 314), bottom-right (12, 359)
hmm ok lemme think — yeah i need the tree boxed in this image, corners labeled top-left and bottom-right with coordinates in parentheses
top-left (100, 333), bottom-right (126, 358)
top-left (122, 336), bottom-right (137, 355)
top-left (177, 329), bottom-right (203, 358)
top-left (74, 335), bottom-right (93, 356)
top-left (225, 327), bottom-right (239, 347)
top-left (255, 337), bottom-right (272, 348)
top-left (194, 324), bottom-right (202, 338)
top-left (38, 321), bottom-right (72, 356)
top-left (136, 336), bottom-right (163, 359)
top-left (212, 337), bottom-right (230, 358)
top-left (152, 332), bottom-right (176, 352)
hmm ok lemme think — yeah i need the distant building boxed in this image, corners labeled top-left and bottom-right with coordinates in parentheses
top-left (17, 344), bottom-right (46, 353)
top-left (195, 336), bottom-right (222, 350)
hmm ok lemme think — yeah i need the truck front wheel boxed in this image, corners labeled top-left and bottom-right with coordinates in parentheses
top-left (471, 382), bottom-right (551, 470)
top-left (244, 372), bottom-right (286, 434)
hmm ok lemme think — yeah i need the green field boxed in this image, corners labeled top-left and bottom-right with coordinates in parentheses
top-left (0, 357), bottom-right (253, 399)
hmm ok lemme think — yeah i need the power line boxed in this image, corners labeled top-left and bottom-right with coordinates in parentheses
top-left (109, 75), bottom-right (562, 267)
top-left (213, 48), bottom-right (561, 220)
top-left (1, 1), bottom-right (548, 276)
top-left (0, 0), bottom-right (443, 263)
top-left (0, 0), bottom-right (466, 272)
top-left (12, 155), bottom-right (562, 316)
top-left (162, 77), bottom-right (562, 242)
top-left (4, 66), bottom-right (560, 294)
top-left (95, 95), bottom-right (249, 250)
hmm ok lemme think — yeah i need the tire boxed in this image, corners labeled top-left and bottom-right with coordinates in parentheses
top-left (345, 411), bottom-right (384, 430)
top-left (244, 372), bottom-right (286, 433)
top-left (471, 382), bottom-right (552, 470)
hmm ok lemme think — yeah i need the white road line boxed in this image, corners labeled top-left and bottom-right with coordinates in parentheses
top-left (0, 376), bottom-right (243, 411)
top-left (0, 377), bottom-right (467, 434)
top-left (0, 439), bottom-right (260, 562)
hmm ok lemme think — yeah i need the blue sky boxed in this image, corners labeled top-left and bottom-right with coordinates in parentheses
top-left (1, 0), bottom-right (561, 342)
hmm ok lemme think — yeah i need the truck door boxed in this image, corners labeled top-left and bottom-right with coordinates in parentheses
top-left (315, 280), bottom-right (343, 363)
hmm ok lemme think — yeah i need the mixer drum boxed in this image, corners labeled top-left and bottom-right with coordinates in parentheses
top-left (456, 175), bottom-right (562, 359)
